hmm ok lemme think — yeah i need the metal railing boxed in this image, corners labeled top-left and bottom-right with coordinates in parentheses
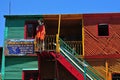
top-left (35, 35), bottom-right (105, 79)
top-left (65, 41), bottom-right (82, 55)
top-left (59, 38), bottom-right (105, 80)
top-left (45, 35), bottom-right (82, 54)
top-left (45, 35), bottom-right (56, 50)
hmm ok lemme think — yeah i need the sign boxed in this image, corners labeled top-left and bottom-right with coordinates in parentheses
top-left (6, 39), bottom-right (34, 55)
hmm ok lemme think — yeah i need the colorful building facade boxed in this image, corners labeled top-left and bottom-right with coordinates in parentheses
top-left (83, 13), bottom-right (120, 80)
top-left (1, 13), bottom-right (120, 80)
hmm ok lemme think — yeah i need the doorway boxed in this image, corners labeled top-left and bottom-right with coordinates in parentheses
top-left (22, 70), bottom-right (39, 80)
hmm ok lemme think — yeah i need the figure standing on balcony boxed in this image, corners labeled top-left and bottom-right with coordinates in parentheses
top-left (35, 19), bottom-right (46, 51)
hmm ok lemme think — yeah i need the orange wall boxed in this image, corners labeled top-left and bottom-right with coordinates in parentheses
top-left (83, 13), bottom-right (120, 57)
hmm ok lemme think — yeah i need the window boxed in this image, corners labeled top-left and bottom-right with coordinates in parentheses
top-left (25, 21), bottom-right (38, 39)
top-left (112, 73), bottom-right (120, 80)
top-left (98, 24), bottom-right (109, 36)
top-left (22, 70), bottom-right (39, 80)
top-left (27, 24), bottom-right (34, 38)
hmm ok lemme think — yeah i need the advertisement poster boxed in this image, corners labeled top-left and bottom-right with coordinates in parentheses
top-left (6, 39), bottom-right (34, 55)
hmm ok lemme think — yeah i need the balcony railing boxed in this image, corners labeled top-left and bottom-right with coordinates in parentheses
top-left (45, 35), bottom-right (82, 55)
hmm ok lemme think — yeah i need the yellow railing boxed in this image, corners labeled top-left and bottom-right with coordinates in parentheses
top-left (45, 35), bottom-right (56, 50)
top-left (44, 35), bottom-right (82, 54)
top-left (34, 34), bottom-right (82, 54)
top-left (65, 41), bottom-right (82, 55)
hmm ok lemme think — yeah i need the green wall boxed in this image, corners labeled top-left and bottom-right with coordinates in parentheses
top-left (5, 15), bottom-right (43, 39)
top-left (5, 56), bottom-right (38, 80)
top-left (1, 15), bottom-right (43, 80)
top-left (6, 18), bottom-right (25, 39)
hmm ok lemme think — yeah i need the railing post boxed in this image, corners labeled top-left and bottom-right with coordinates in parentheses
top-left (83, 60), bottom-right (87, 80)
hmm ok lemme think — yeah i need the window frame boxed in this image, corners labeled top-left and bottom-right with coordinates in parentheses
top-left (112, 73), bottom-right (120, 80)
top-left (97, 23), bottom-right (109, 37)
top-left (22, 69), bottom-right (39, 80)
top-left (24, 21), bottom-right (38, 39)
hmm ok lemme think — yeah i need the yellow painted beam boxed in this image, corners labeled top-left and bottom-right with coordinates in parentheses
top-left (82, 15), bottom-right (85, 57)
top-left (105, 60), bottom-right (109, 80)
top-left (57, 14), bottom-right (61, 37)
top-left (56, 14), bottom-right (61, 53)
top-left (108, 72), bottom-right (112, 80)
top-left (43, 14), bottom-right (82, 20)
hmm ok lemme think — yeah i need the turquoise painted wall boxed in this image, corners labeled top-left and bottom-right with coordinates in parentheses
top-left (2, 15), bottom-right (43, 80)
top-left (6, 18), bottom-right (25, 39)
top-left (5, 15), bottom-right (43, 39)
top-left (5, 56), bottom-right (38, 80)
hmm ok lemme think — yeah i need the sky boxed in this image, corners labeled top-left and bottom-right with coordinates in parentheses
top-left (0, 0), bottom-right (120, 46)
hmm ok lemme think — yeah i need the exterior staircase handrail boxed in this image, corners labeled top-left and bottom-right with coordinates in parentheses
top-left (59, 38), bottom-right (105, 80)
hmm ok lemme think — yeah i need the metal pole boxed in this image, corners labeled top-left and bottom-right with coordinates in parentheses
top-left (84, 60), bottom-right (87, 80)
top-left (56, 14), bottom-right (61, 53)
top-left (82, 15), bottom-right (85, 57)
top-left (58, 14), bottom-right (61, 37)
top-left (105, 60), bottom-right (109, 80)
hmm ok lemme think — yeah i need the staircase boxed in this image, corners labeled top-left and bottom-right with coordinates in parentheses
top-left (59, 38), bottom-right (105, 80)
top-left (34, 35), bottom-right (105, 79)
top-left (38, 51), bottom-right (84, 80)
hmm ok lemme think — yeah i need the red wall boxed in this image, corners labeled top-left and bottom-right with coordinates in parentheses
top-left (38, 52), bottom-right (81, 80)
top-left (83, 13), bottom-right (120, 58)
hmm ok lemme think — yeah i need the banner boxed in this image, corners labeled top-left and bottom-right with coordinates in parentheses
top-left (6, 39), bottom-right (34, 55)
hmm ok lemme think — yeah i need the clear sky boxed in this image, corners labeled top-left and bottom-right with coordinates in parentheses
top-left (0, 0), bottom-right (120, 46)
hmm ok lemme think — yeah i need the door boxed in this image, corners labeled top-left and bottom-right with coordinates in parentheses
top-left (22, 70), bottom-right (39, 80)
top-left (112, 73), bottom-right (120, 80)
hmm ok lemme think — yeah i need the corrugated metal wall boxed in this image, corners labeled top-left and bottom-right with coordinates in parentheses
top-left (7, 27), bottom-right (24, 39)
top-left (3, 16), bottom-right (41, 79)
top-left (83, 13), bottom-right (120, 56)
top-left (5, 16), bottom-right (43, 39)
top-left (5, 56), bottom-right (38, 80)
top-left (6, 18), bottom-right (25, 39)
top-left (4, 14), bottom-right (120, 79)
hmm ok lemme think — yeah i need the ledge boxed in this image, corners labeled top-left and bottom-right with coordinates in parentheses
top-left (84, 54), bottom-right (120, 59)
